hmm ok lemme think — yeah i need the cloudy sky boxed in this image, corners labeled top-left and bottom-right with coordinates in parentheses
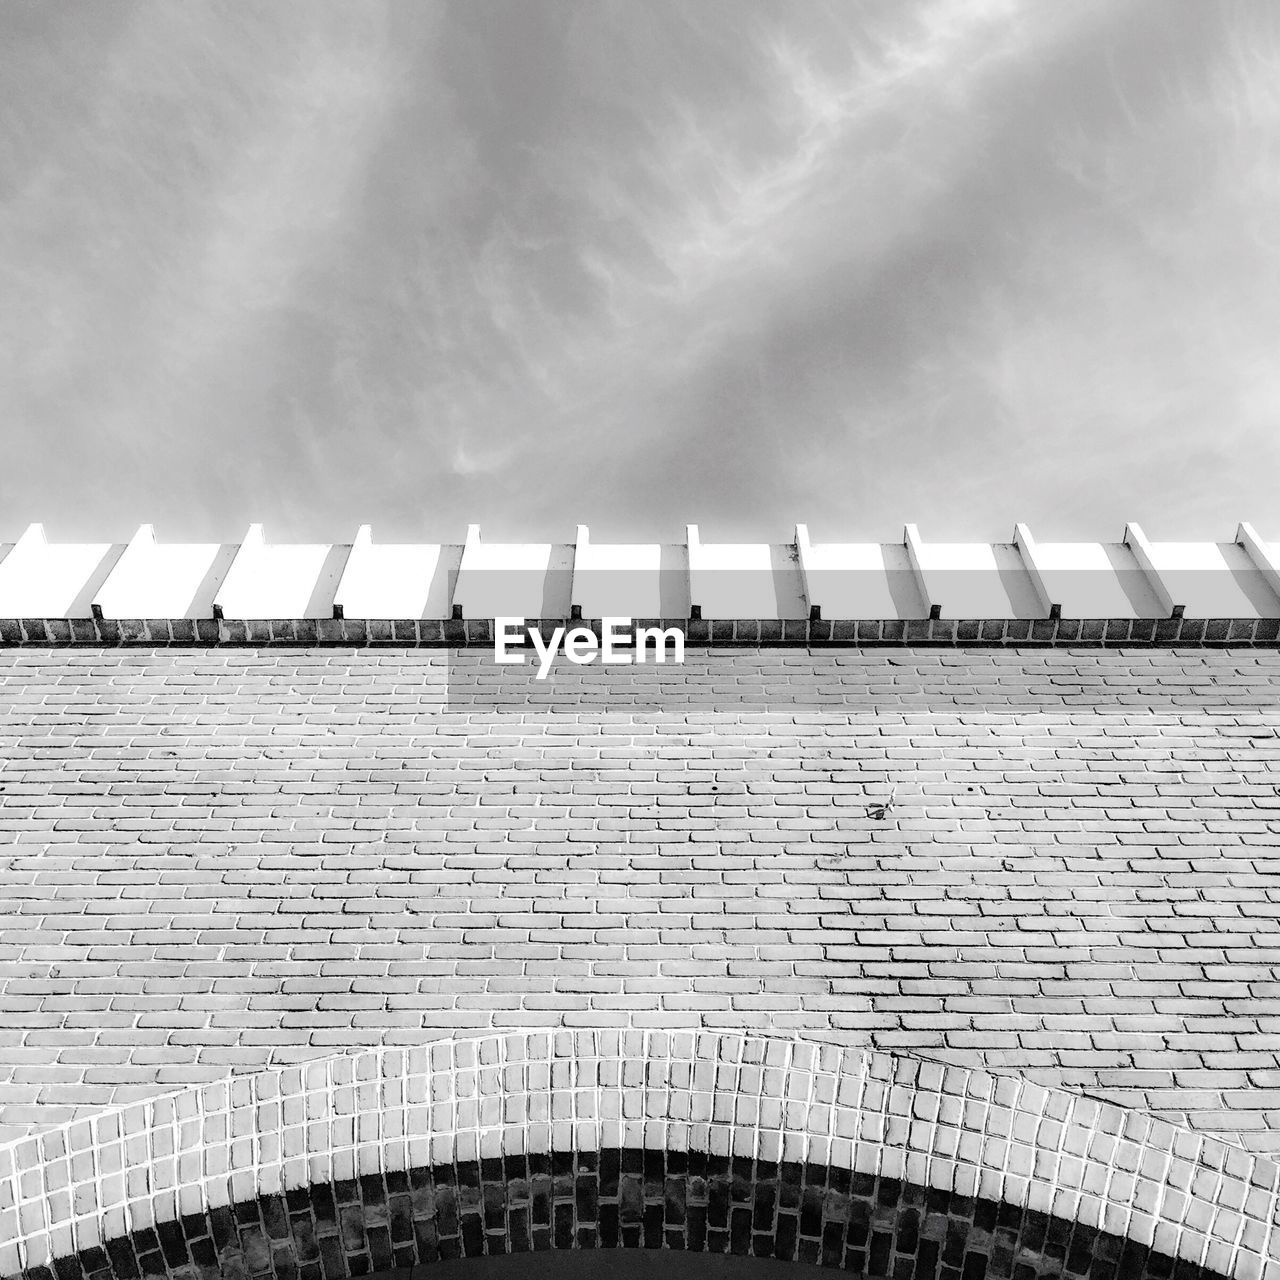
top-left (2, 0), bottom-right (1278, 545)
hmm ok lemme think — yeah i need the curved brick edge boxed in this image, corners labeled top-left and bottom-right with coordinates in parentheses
top-left (1, 617), bottom-right (1279, 646)
top-left (10, 1152), bottom-right (1239, 1280)
top-left (1, 1033), bottom-right (1277, 1280)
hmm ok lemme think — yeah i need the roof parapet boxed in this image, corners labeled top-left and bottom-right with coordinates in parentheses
top-left (1238, 522), bottom-right (1280, 600)
top-left (332, 525), bottom-right (458, 620)
top-left (0, 524), bottom-right (123, 618)
top-left (1124, 522), bottom-right (1183, 619)
top-left (212, 525), bottom-right (350, 620)
top-left (90, 525), bottom-right (233, 620)
top-left (0, 524), bottom-right (1277, 623)
top-left (453, 525), bottom-right (573, 620)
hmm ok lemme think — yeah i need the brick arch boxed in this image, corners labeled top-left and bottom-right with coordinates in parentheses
top-left (10, 1152), bottom-right (1241, 1280)
top-left (2, 1032), bottom-right (1275, 1280)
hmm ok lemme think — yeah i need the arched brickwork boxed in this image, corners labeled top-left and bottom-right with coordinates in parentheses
top-left (3, 1033), bottom-right (1276, 1280)
top-left (16, 1150), bottom-right (1237, 1280)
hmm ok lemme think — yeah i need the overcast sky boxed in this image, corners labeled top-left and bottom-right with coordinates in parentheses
top-left (2, 1), bottom-right (1279, 545)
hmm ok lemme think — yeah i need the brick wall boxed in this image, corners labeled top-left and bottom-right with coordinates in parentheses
top-left (2, 646), bottom-right (1279, 1163)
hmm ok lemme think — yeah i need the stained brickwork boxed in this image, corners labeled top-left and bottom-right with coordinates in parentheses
top-left (2, 647), bottom-right (1280, 1162)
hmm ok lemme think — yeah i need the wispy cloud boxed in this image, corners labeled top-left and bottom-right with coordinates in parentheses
top-left (1, 1), bottom-right (1277, 541)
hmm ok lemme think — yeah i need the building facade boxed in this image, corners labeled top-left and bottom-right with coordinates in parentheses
top-left (3, 525), bottom-right (1280, 1280)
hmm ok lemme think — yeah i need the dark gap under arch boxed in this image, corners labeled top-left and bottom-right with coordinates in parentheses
top-left (367, 1255), bottom-right (841, 1279)
top-left (24, 1150), bottom-right (1228, 1280)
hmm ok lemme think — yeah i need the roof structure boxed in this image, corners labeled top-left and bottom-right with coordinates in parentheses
top-left (2, 521), bottom-right (1280, 643)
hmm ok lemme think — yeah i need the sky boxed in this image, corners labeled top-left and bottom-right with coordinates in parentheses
top-left (2, 0), bottom-right (1279, 546)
